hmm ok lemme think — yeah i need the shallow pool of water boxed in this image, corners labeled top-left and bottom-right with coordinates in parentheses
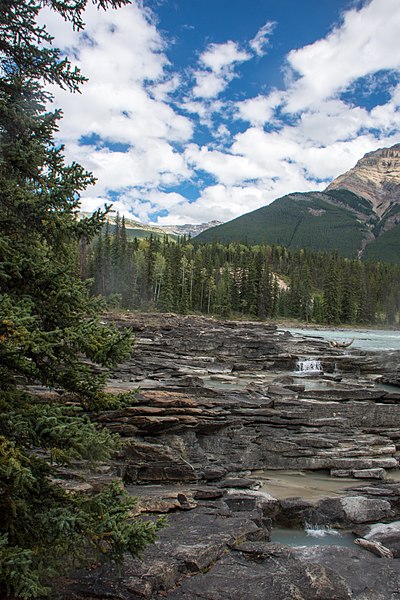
top-left (271, 526), bottom-right (356, 547)
top-left (254, 468), bottom-right (400, 500)
top-left (254, 469), bottom-right (365, 500)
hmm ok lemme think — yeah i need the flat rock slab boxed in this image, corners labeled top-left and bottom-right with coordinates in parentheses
top-left (160, 542), bottom-right (400, 600)
top-left (162, 544), bottom-right (352, 600)
top-left (294, 545), bottom-right (400, 599)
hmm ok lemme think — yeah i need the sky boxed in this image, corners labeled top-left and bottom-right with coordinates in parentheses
top-left (40, 0), bottom-right (400, 225)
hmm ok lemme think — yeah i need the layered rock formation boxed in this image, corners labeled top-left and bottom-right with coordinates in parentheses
top-left (100, 313), bottom-right (400, 482)
top-left (326, 143), bottom-right (400, 217)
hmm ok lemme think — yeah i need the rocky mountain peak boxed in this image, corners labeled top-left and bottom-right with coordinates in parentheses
top-left (326, 142), bottom-right (400, 217)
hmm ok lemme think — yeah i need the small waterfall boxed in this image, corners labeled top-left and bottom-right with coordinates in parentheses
top-left (305, 523), bottom-right (341, 538)
top-left (296, 359), bottom-right (322, 373)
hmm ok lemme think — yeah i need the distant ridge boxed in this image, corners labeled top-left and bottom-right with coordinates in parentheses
top-left (80, 212), bottom-right (222, 239)
top-left (195, 143), bottom-right (400, 263)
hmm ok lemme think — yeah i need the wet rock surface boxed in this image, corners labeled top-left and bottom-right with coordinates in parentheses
top-left (48, 314), bottom-right (400, 599)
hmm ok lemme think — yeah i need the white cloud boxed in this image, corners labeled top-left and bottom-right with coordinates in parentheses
top-left (192, 40), bottom-right (251, 99)
top-left (154, 185), bottom-right (271, 224)
top-left (148, 74), bottom-right (181, 102)
top-left (235, 91), bottom-right (283, 126)
top-left (40, 2), bottom-right (193, 202)
top-left (296, 100), bottom-right (369, 145)
top-left (249, 21), bottom-right (276, 56)
top-left (192, 70), bottom-right (230, 99)
top-left (200, 40), bottom-right (251, 73)
top-left (284, 0), bottom-right (400, 112)
top-left (185, 144), bottom-right (268, 185)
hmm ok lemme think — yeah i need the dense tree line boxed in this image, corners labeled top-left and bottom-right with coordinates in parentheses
top-left (88, 219), bottom-right (400, 325)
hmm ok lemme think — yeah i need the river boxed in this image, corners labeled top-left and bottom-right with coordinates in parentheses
top-left (285, 326), bottom-right (400, 351)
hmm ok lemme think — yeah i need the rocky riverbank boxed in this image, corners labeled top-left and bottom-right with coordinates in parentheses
top-left (50, 313), bottom-right (400, 599)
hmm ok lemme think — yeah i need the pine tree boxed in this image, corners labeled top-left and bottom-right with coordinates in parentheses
top-left (257, 264), bottom-right (272, 319)
top-left (0, 2), bottom-right (160, 597)
top-left (215, 265), bottom-right (232, 317)
top-left (322, 258), bottom-right (341, 324)
top-left (158, 261), bottom-right (174, 312)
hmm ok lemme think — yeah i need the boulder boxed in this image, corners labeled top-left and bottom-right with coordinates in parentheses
top-left (315, 496), bottom-right (393, 527)
top-left (341, 496), bottom-right (393, 524)
top-left (352, 468), bottom-right (387, 479)
top-left (277, 497), bottom-right (317, 528)
top-left (363, 520), bottom-right (400, 557)
top-left (123, 441), bottom-right (196, 483)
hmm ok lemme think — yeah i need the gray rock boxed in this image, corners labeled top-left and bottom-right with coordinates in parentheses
top-left (331, 469), bottom-right (353, 477)
top-left (294, 545), bottom-right (400, 599)
top-left (192, 486), bottom-right (225, 500)
top-left (163, 548), bottom-right (352, 599)
top-left (277, 497), bottom-right (317, 527)
top-left (313, 496), bottom-right (394, 527)
top-left (224, 493), bottom-right (259, 512)
top-left (341, 496), bottom-right (393, 524)
top-left (97, 314), bottom-right (400, 479)
top-left (331, 468), bottom-right (387, 479)
top-left (363, 520), bottom-right (400, 557)
top-left (218, 477), bottom-right (260, 489)
top-left (352, 468), bottom-right (387, 479)
top-left (202, 466), bottom-right (227, 481)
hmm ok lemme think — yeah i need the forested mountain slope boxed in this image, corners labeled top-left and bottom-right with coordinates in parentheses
top-left (196, 144), bottom-right (400, 262)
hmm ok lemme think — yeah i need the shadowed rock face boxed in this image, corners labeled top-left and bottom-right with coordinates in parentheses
top-left (326, 143), bottom-right (400, 217)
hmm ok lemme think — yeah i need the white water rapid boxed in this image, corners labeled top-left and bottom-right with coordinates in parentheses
top-left (296, 359), bottom-right (322, 374)
top-left (304, 523), bottom-right (341, 538)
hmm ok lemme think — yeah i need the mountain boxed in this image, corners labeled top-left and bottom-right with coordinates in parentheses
top-left (196, 143), bottom-right (400, 263)
top-left (80, 213), bottom-right (221, 240)
top-left (156, 221), bottom-right (222, 237)
top-left (326, 144), bottom-right (400, 216)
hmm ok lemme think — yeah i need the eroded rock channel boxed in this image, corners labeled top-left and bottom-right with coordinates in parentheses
top-left (53, 314), bottom-right (400, 599)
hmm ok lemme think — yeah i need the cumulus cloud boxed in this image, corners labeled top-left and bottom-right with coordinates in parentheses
top-left (235, 91), bottom-right (283, 126)
top-left (154, 184), bottom-right (272, 224)
top-left (185, 143), bottom-right (268, 185)
top-left (40, 2), bottom-right (193, 204)
top-left (284, 0), bottom-right (400, 112)
top-left (192, 40), bottom-right (251, 99)
top-left (40, 0), bottom-right (400, 226)
top-left (183, 0), bottom-right (400, 222)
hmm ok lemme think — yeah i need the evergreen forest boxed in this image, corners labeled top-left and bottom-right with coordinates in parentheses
top-left (88, 217), bottom-right (400, 326)
top-left (0, 2), bottom-right (160, 598)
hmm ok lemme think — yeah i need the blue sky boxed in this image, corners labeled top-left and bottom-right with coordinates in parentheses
top-left (41, 0), bottom-right (400, 224)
